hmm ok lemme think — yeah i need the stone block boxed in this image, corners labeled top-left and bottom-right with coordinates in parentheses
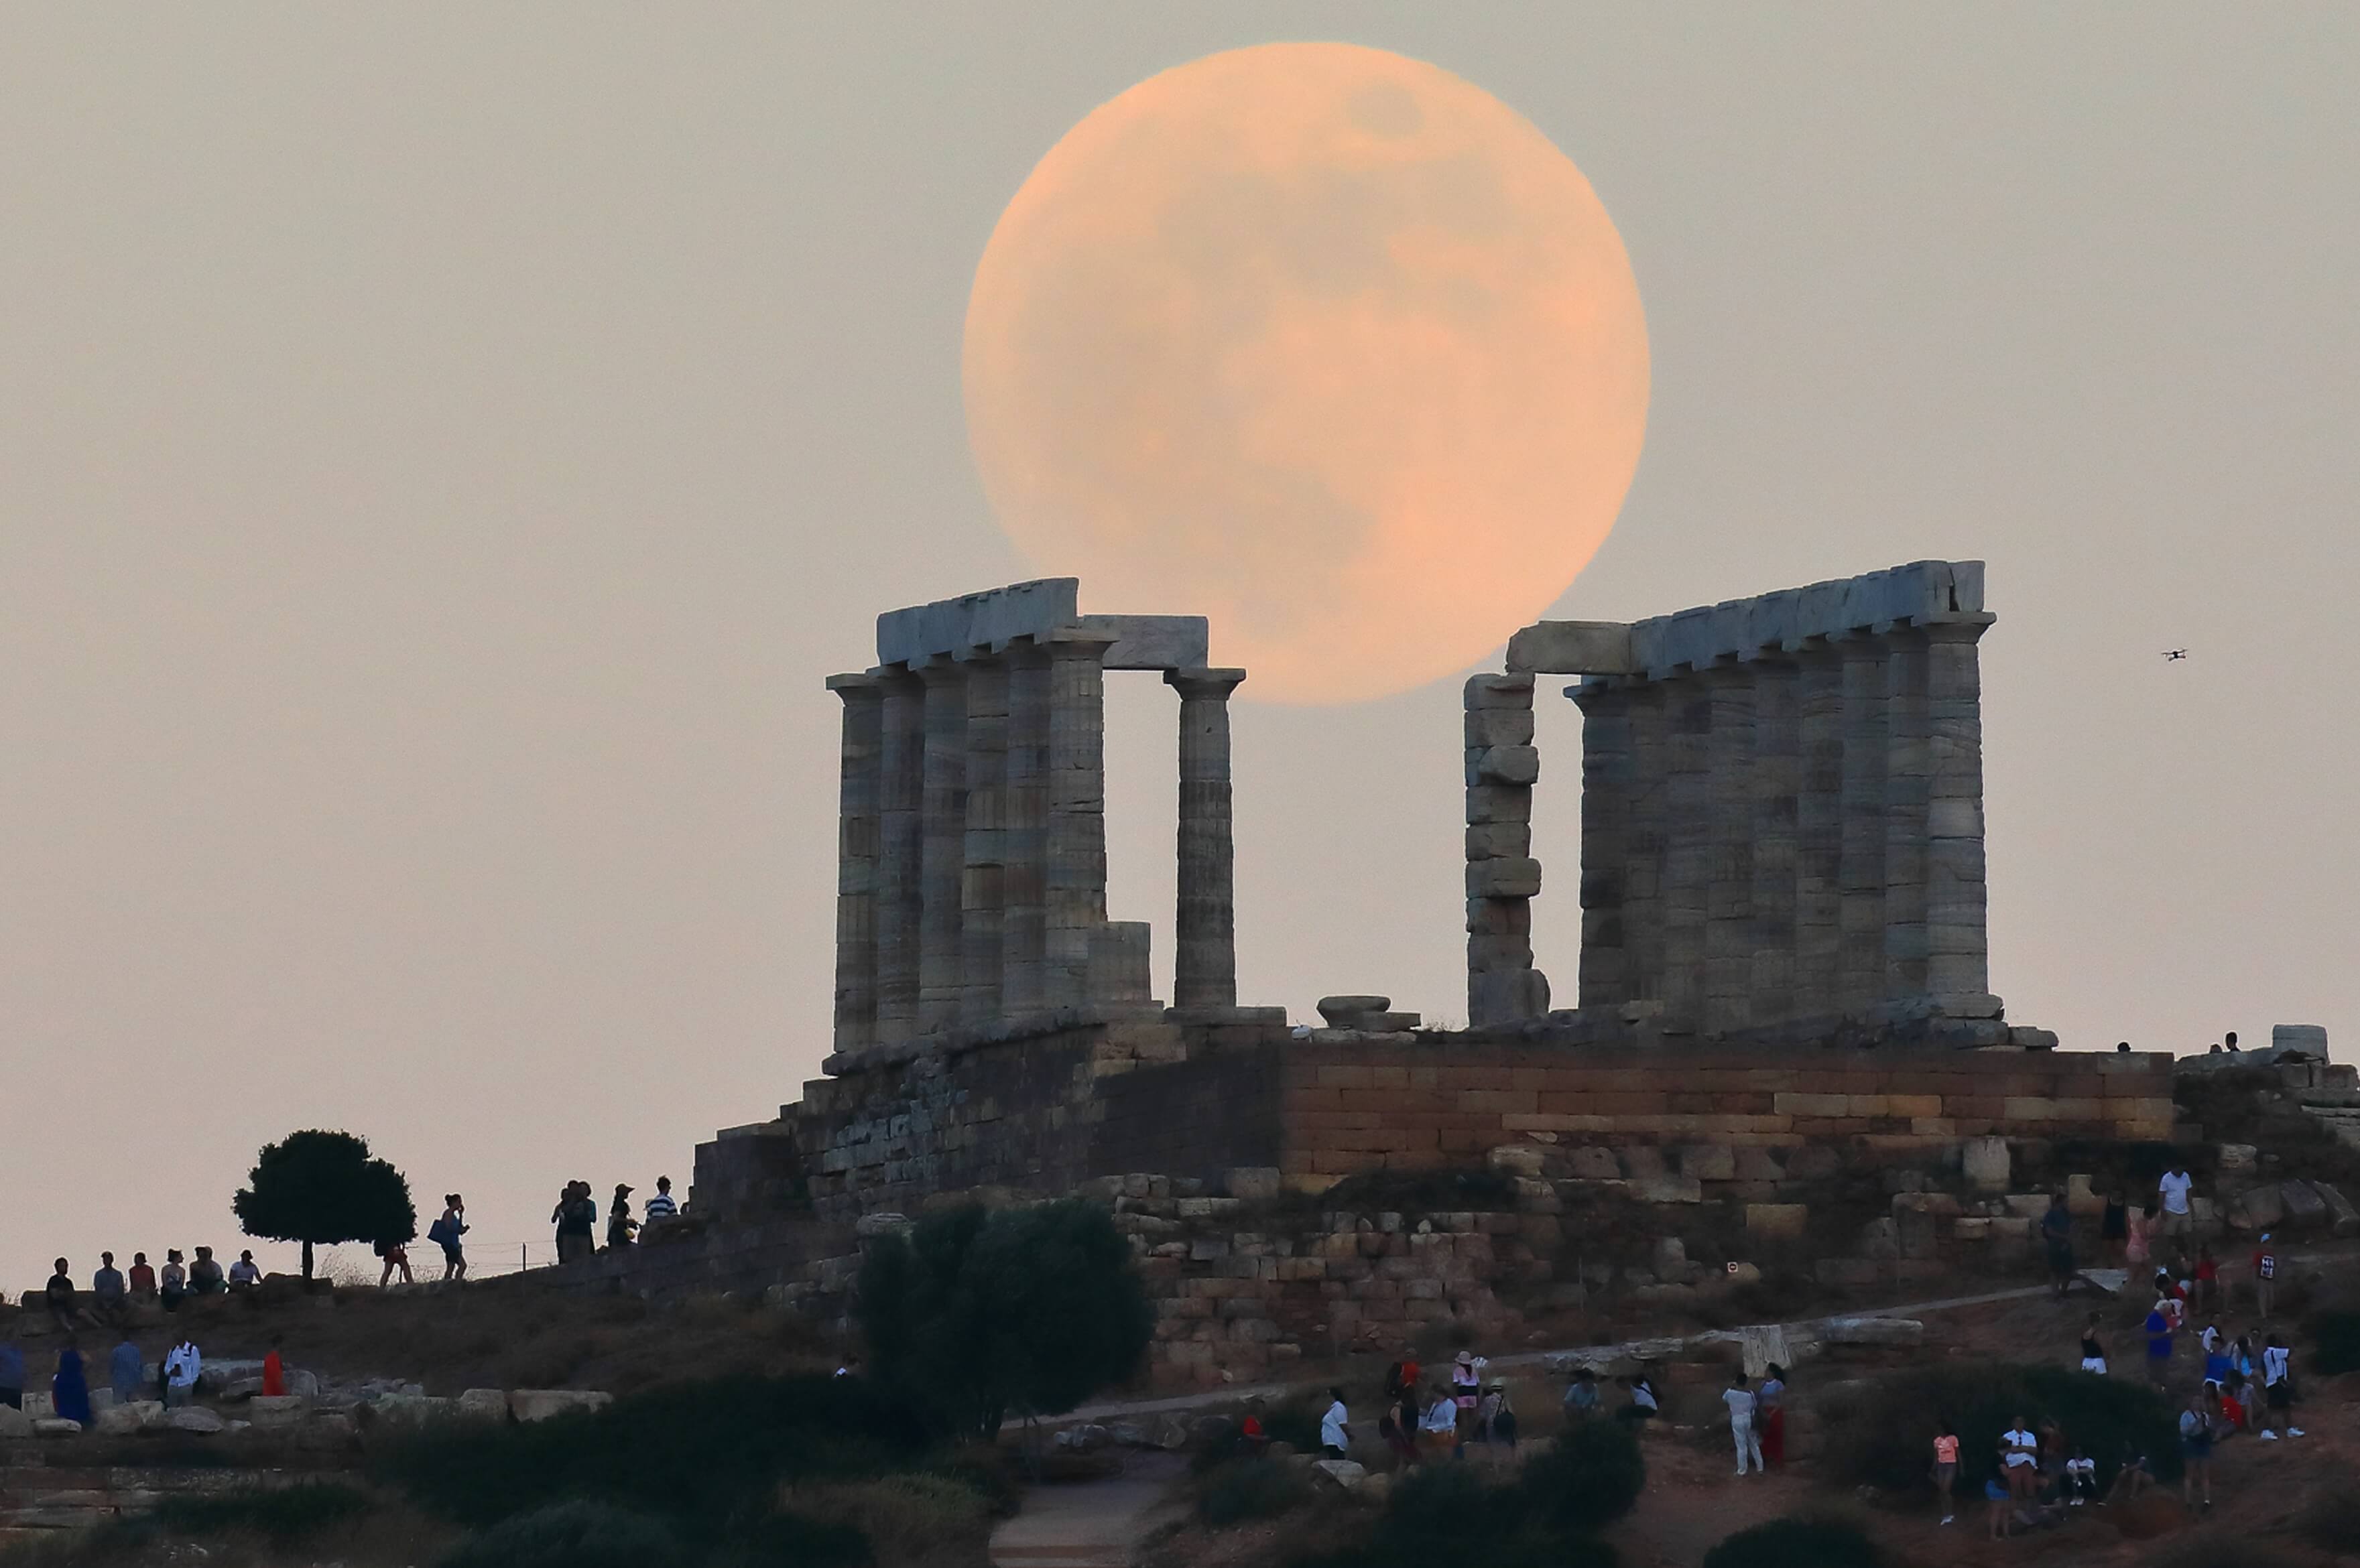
top-left (1464, 708), bottom-right (1536, 748)
top-left (2280, 1181), bottom-right (2329, 1228)
top-left (509, 1389), bottom-right (614, 1423)
top-left (1822, 1317), bottom-right (1926, 1346)
top-left (2314, 1183), bottom-right (2360, 1236)
top-left (34, 1417), bottom-right (84, 1437)
top-left (2271, 1023), bottom-right (2329, 1059)
top-left (1679, 1144), bottom-right (1736, 1181)
top-left (1471, 745), bottom-right (1541, 787)
top-left (1634, 1175), bottom-right (1702, 1204)
top-left (1465, 822), bottom-right (1532, 860)
top-left (1962, 1135), bottom-right (2010, 1191)
top-left (2001, 1193), bottom-right (2050, 1219)
top-left (1486, 1144), bottom-right (1547, 1178)
top-left (247, 1395), bottom-right (310, 1426)
top-left (1465, 785), bottom-right (1533, 825)
top-left (164, 1407), bottom-right (227, 1435)
top-left (0, 1403), bottom-right (32, 1438)
top-left (2230, 1184), bottom-right (2284, 1232)
top-left (456, 1388), bottom-right (510, 1422)
top-left (1464, 671), bottom-right (1536, 708)
top-left (1223, 1167), bottom-right (1282, 1201)
top-left (1567, 1147), bottom-right (1620, 1179)
top-left (95, 1400), bottom-right (162, 1435)
top-left (1746, 1203), bottom-right (1809, 1239)
top-left (2217, 1145), bottom-right (2258, 1173)
top-left (1467, 858), bottom-right (1543, 899)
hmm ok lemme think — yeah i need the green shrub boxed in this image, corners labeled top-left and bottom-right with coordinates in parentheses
top-left (2297, 1488), bottom-right (2360, 1553)
top-left (379, 1374), bottom-right (925, 1534)
top-left (1312, 1459), bottom-right (1621, 1568)
top-left (780, 1477), bottom-right (991, 1568)
top-left (153, 1482), bottom-right (373, 1543)
top-left (1261, 1388), bottom-right (1330, 1453)
top-left (2306, 1309), bottom-right (2360, 1376)
top-left (1513, 1419), bottom-right (1644, 1534)
top-left (1701, 1516), bottom-right (1885, 1568)
top-left (1822, 1361), bottom-right (2179, 1496)
top-left (1196, 1459), bottom-right (1314, 1528)
top-left (436, 1501), bottom-right (687, 1568)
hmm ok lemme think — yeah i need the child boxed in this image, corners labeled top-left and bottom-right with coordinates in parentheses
top-left (2064, 1447), bottom-right (2097, 1506)
top-left (1932, 1423), bottom-right (1960, 1525)
top-left (1985, 1476), bottom-right (2014, 1541)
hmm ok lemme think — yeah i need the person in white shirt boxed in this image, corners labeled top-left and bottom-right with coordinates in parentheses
top-left (1319, 1388), bottom-right (1352, 1457)
top-left (2257, 1334), bottom-right (2302, 1439)
top-left (227, 1251), bottom-right (262, 1289)
top-left (1723, 1374), bottom-right (1762, 1475)
top-left (1999, 1419), bottom-right (2040, 1501)
top-left (2157, 1167), bottom-right (2195, 1242)
top-left (163, 1337), bottom-right (202, 1409)
top-left (1418, 1387), bottom-right (1458, 1455)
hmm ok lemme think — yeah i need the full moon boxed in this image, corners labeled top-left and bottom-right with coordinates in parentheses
top-left (963, 42), bottom-right (1650, 704)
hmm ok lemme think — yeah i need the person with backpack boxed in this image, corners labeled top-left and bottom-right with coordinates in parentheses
top-left (429, 1195), bottom-right (469, 1281)
top-left (1381, 1345), bottom-right (1420, 1417)
top-left (2179, 1390), bottom-right (2215, 1510)
top-left (376, 1233), bottom-right (414, 1287)
top-left (2258, 1332), bottom-right (2302, 1439)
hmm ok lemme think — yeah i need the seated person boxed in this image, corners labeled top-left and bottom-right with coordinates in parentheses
top-left (188, 1248), bottom-right (226, 1295)
top-left (226, 1251), bottom-right (262, 1289)
top-left (2063, 1448), bottom-right (2097, 1504)
top-left (1613, 1372), bottom-right (1660, 1425)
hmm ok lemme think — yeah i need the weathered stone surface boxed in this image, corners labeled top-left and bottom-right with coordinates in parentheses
top-left (509, 1389), bottom-right (613, 1423)
top-left (1311, 1459), bottom-right (1369, 1490)
top-left (246, 1395), bottom-right (310, 1426)
top-left (1223, 1167), bottom-right (1282, 1201)
top-left (1821, 1317), bottom-right (1924, 1346)
top-left (2217, 1144), bottom-right (2258, 1173)
top-left (2231, 1183), bottom-right (2285, 1232)
top-left (1467, 858), bottom-right (1542, 899)
top-left (164, 1407), bottom-right (227, 1435)
top-left (1962, 1136), bottom-right (2010, 1191)
top-left (1679, 1144), bottom-right (1735, 1181)
top-left (371, 1394), bottom-right (453, 1425)
top-left (2280, 1181), bottom-right (2329, 1228)
top-left (1471, 746), bottom-right (1541, 787)
top-left (95, 1400), bottom-right (162, 1435)
top-left (33, 1418), bottom-right (84, 1437)
top-left (1745, 1203), bottom-right (1809, 1239)
top-left (2271, 1023), bottom-right (2329, 1059)
top-left (456, 1388), bottom-right (511, 1422)
top-left (1317, 995), bottom-right (1391, 1023)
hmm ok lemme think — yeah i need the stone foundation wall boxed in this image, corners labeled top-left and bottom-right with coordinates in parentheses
top-left (1277, 1044), bottom-right (2174, 1186)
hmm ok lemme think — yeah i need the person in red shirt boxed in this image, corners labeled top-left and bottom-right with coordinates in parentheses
top-left (2194, 1247), bottom-right (2220, 1314)
top-left (126, 1253), bottom-right (157, 1298)
top-left (261, 1335), bottom-right (286, 1398)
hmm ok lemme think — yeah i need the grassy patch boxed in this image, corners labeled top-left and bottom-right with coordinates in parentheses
top-left (2305, 1309), bottom-right (2360, 1375)
top-left (153, 1481), bottom-right (373, 1544)
top-left (1701, 1516), bottom-right (1887, 1568)
top-left (1196, 1459), bottom-right (1317, 1528)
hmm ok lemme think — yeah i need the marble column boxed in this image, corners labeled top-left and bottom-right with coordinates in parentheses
top-left (1881, 625), bottom-right (1932, 998)
top-left (1168, 667), bottom-right (1246, 1010)
top-left (1924, 616), bottom-right (1995, 1000)
top-left (1572, 680), bottom-right (1631, 1009)
top-left (1747, 656), bottom-right (1801, 1025)
top-left (827, 674), bottom-right (882, 1055)
top-left (1793, 643), bottom-right (1846, 1017)
top-left (1465, 673), bottom-right (1545, 1026)
top-left (1620, 681), bottom-right (1669, 1004)
top-left (959, 654), bottom-right (1008, 1025)
top-left (873, 666), bottom-right (924, 1043)
top-left (1659, 676), bottom-right (1713, 1027)
top-left (999, 642), bottom-right (1050, 1017)
top-left (1835, 636), bottom-right (1889, 1012)
top-left (1702, 662), bottom-right (1757, 1033)
top-left (916, 659), bottom-right (969, 1032)
top-left (1044, 631), bottom-right (1114, 1010)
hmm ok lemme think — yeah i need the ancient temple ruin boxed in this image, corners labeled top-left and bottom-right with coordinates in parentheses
top-left (823, 580), bottom-right (1249, 1063)
top-left (1467, 560), bottom-right (1995, 1033)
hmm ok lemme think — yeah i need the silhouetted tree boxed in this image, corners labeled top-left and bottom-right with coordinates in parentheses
top-left (233, 1129), bottom-right (416, 1281)
top-left (857, 1197), bottom-right (1151, 1439)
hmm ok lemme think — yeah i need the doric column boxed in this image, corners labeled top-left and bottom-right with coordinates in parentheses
top-left (1621, 680), bottom-right (1669, 1004)
top-left (1168, 667), bottom-right (1246, 1009)
top-left (916, 659), bottom-right (969, 1032)
top-left (1571, 679), bottom-right (1631, 1009)
top-left (1702, 662), bottom-right (1756, 1034)
top-left (1882, 625), bottom-right (1932, 998)
top-left (1465, 673), bottom-right (1545, 1027)
top-left (873, 666), bottom-right (924, 1043)
top-left (1835, 635), bottom-right (1889, 1012)
top-left (1794, 643), bottom-right (1846, 1016)
top-left (959, 653), bottom-right (1009, 1025)
top-left (826, 674), bottom-right (882, 1055)
top-left (1044, 630), bottom-right (1115, 1009)
top-left (1659, 676), bottom-right (1713, 1027)
top-left (1924, 615), bottom-right (1996, 1000)
top-left (1747, 655), bottom-right (1801, 1026)
top-left (1000, 642), bottom-right (1050, 1017)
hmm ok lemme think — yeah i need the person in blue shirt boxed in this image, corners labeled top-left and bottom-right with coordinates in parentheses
top-left (53, 1344), bottom-right (93, 1427)
top-left (110, 1332), bottom-right (145, 1407)
top-left (2144, 1300), bottom-right (2174, 1384)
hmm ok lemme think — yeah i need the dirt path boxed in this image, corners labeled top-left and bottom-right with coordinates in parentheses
top-left (989, 1452), bottom-right (1190, 1568)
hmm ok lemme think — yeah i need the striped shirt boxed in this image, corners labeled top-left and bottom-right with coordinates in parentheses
top-left (643, 1191), bottom-right (678, 1220)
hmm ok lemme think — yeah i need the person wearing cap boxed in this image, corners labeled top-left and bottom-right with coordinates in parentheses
top-left (1449, 1350), bottom-right (1486, 1459)
top-left (2251, 1233), bottom-right (2280, 1319)
top-left (606, 1183), bottom-right (639, 1250)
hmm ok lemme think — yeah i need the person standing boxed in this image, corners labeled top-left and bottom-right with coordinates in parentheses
top-left (1757, 1364), bottom-right (1787, 1464)
top-left (1318, 1386), bottom-right (1351, 1459)
top-left (2251, 1234), bottom-right (2279, 1319)
top-left (606, 1184), bottom-right (638, 1250)
top-left (432, 1195), bottom-right (469, 1281)
top-left (110, 1331), bottom-right (144, 1407)
top-left (1724, 1374), bottom-right (1763, 1476)
top-left (1382, 1345), bottom-right (1420, 1417)
top-left (2101, 1189), bottom-right (2129, 1262)
top-left (2258, 1333), bottom-right (2302, 1439)
top-left (2157, 1164), bottom-right (2195, 1246)
top-left (2042, 1192), bottom-right (2076, 1298)
top-left (2144, 1298), bottom-right (2175, 1384)
top-left (377, 1235), bottom-right (414, 1288)
top-left (262, 1335), bottom-right (286, 1398)
top-left (1419, 1386), bottom-right (1458, 1457)
top-left (1449, 1350), bottom-right (1485, 1459)
top-left (642, 1176), bottom-right (680, 1225)
top-left (1377, 1392), bottom-right (1416, 1471)
top-left (53, 1344), bottom-right (92, 1427)
top-left (1999, 1416), bottom-right (2040, 1503)
top-left (163, 1335), bottom-right (202, 1409)
top-left (1931, 1421), bottom-right (1960, 1525)
top-left (2179, 1391), bottom-right (2215, 1510)
top-left (1486, 1382), bottom-right (1517, 1455)
top-left (2125, 1203), bottom-right (2153, 1270)
top-left (0, 1339), bottom-right (22, 1411)
top-left (2080, 1313), bottom-right (2109, 1375)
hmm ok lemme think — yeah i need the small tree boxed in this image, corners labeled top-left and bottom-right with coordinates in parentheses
top-left (857, 1198), bottom-right (1151, 1439)
top-left (233, 1129), bottom-right (416, 1280)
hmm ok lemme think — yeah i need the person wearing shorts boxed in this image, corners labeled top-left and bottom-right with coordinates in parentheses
top-left (2259, 1334), bottom-right (2303, 1439)
top-left (2079, 1313), bottom-right (2108, 1375)
top-left (2180, 1395), bottom-right (2214, 1511)
top-left (1999, 1419), bottom-right (2040, 1502)
top-left (1932, 1427), bottom-right (1960, 1524)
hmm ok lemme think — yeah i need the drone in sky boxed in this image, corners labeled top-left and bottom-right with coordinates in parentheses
top-left (2162, 649), bottom-right (2189, 662)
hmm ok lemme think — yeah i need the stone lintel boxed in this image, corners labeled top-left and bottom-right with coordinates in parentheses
top-left (1505, 620), bottom-right (1639, 675)
top-left (824, 671), bottom-right (881, 693)
top-left (876, 578), bottom-right (1080, 666)
top-left (1078, 614), bottom-right (1210, 671)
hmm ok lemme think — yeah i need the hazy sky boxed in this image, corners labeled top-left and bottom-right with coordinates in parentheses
top-left (5, 6), bottom-right (2354, 1288)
